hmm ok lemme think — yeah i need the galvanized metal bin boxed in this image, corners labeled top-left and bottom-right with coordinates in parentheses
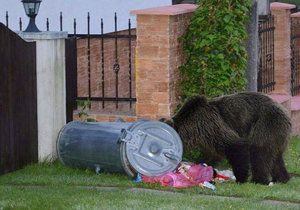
top-left (57, 120), bottom-right (183, 177)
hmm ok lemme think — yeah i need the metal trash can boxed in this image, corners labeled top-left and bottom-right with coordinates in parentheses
top-left (57, 120), bottom-right (183, 177)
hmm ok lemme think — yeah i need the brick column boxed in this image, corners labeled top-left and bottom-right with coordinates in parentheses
top-left (291, 12), bottom-right (300, 62)
top-left (271, 2), bottom-right (296, 95)
top-left (131, 4), bottom-right (197, 119)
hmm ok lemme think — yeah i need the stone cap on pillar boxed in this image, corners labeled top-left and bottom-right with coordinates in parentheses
top-left (271, 2), bottom-right (296, 10)
top-left (291, 12), bottom-right (300, 18)
top-left (130, 4), bottom-right (197, 16)
top-left (16, 31), bottom-right (68, 41)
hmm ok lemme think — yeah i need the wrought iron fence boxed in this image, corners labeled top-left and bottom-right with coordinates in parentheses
top-left (291, 17), bottom-right (300, 96)
top-left (258, 15), bottom-right (275, 93)
top-left (5, 10), bottom-right (137, 117)
top-left (65, 12), bottom-right (136, 116)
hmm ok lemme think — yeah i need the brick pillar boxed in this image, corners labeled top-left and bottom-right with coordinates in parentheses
top-left (131, 4), bottom-right (197, 119)
top-left (291, 12), bottom-right (300, 63)
top-left (271, 2), bottom-right (296, 95)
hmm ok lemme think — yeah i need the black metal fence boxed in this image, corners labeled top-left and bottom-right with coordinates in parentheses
top-left (258, 15), bottom-right (275, 93)
top-left (291, 17), bottom-right (300, 96)
top-left (65, 13), bottom-right (136, 121)
top-left (5, 10), bottom-right (136, 120)
top-left (0, 23), bottom-right (38, 174)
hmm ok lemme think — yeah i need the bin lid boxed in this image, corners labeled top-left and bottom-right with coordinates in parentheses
top-left (120, 121), bottom-right (183, 176)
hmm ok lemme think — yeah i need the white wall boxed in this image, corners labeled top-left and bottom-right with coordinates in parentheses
top-left (0, 0), bottom-right (172, 34)
top-left (18, 31), bottom-right (68, 162)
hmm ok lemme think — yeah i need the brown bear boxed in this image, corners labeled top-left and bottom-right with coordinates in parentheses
top-left (162, 92), bottom-right (291, 185)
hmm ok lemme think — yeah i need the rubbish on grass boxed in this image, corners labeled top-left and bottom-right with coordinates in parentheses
top-left (133, 173), bottom-right (142, 183)
top-left (214, 169), bottom-right (236, 182)
top-left (137, 161), bottom-right (235, 190)
top-left (201, 181), bottom-right (216, 191)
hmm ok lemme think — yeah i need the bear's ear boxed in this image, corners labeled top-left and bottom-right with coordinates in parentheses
top-left (196, 95), bottom-right (208, 106)
top-left (159, 118), bottom-right (174, 127)
top-left (186, 95), bottom-right (208, 107)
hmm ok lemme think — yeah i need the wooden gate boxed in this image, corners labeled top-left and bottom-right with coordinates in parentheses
top-left (0, 23), bottom-right (38, 174)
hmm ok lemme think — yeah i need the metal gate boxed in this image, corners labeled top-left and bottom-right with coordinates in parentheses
top-left (291, 17), bottom-right (300, 96)
top-left (257, 15), bottom-right (275, 93)
top-left (65, 13), bottom-right (136, 122)
top-left (0, 23), bottom-right (38, 174)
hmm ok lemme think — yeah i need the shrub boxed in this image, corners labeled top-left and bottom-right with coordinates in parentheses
top-left (179, 0), bottom-right (252, 99)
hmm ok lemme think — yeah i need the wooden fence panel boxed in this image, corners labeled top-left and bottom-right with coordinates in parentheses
top-left (65, 37), bottom-right (78, 123)
top-left (0, 23), bottom-right (38, 174)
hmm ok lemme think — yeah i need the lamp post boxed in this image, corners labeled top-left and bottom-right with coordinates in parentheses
top-left (257, 0), bottom-right (270, 16)
top-left (21, 0), bottom-right (42, 32)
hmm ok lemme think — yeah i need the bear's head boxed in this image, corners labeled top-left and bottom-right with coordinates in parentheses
top-left (174, 95), bottom-right (208, 120)
top-left (159, 118), bottom-right (174, 127)
top-left (159, 95), bottom-right (209, 130)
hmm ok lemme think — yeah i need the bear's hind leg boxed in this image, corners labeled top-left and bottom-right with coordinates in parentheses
top-left (250, 146), bottom-right (273, 185)
top-left (225, 144), bottom-right (250, 183)
top-left (271, 154), bottom-right (290, 183)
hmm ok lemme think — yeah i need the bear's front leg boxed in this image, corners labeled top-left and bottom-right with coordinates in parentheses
top-left (250, 146), bottom-right (273, 185)
top-left (225, 144), bottom-right (250, 183)
top-left (271, 153), bottom-right (290, 183)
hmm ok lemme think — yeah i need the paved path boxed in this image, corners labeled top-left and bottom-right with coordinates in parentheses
top-left (9, 184), bottom-right (300, 209)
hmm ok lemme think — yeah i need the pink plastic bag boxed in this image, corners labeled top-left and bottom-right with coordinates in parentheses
top-left (142, 163), bottom-right (214, 188)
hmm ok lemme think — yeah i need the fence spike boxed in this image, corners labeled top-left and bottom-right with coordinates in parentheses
top-left (101, 18), bottom-right (105, 108)
top-left (128, 18), bottom-right (132, 108)
top-left (87, 12), bottom-right (91, 103)
top-left (5, 11), bottom-right (8, 27)
top-left (60, 12), bottom-right (63, 31)
top-left (19, 17), bottom-right (22, 31)
top-left (73, 18), bottom-right (77, 35)
top-left (114, 12), bottom-right (119, 109)
top-left (46, 18), bottom-right (49, 31)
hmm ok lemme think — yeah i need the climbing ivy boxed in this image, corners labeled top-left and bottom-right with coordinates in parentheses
top-left (179, 0), bottom-right (252, 99)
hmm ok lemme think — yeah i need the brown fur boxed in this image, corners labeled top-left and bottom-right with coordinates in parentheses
top-left (163, 92), bottom-right (291, 184)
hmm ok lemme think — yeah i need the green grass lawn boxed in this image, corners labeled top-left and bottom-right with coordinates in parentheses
top-left (0, 138), bottom-right (299, 209)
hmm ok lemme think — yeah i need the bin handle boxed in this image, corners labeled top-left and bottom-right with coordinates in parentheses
top-left (119, 129), bottom-right (140, 148)
top-left (164, 152), bottom-right (180, 163)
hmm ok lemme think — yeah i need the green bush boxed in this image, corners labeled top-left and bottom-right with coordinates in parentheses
top-left (179, 0), bottom-right (252, 99)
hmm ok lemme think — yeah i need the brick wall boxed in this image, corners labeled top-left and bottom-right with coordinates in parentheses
top-left (271, 3), bottom-right (295, 94)
top-left (76, 29), bottom-right (136, 115)
top-left (73, 4), bottom-right (198, 122)
top-left (132, 4), bottom-right (197, 119)
top-left (269, 2), bottom-right (300, 136)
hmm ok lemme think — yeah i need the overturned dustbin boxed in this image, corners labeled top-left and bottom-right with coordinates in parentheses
top-left (57, 120), bottom-right (183, 177)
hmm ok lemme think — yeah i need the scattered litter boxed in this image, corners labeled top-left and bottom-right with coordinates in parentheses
top-left (134, 162), bottom-right (235, 190)
top-left (133, 173), bottom-right (142, 183)
top-left (214, 169), bottom-right (236, 182)
top-left (201, 181), bottom-right (216, 191)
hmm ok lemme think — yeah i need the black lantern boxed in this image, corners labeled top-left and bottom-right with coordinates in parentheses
top-left (22, 0), bottom-right (42, 32)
